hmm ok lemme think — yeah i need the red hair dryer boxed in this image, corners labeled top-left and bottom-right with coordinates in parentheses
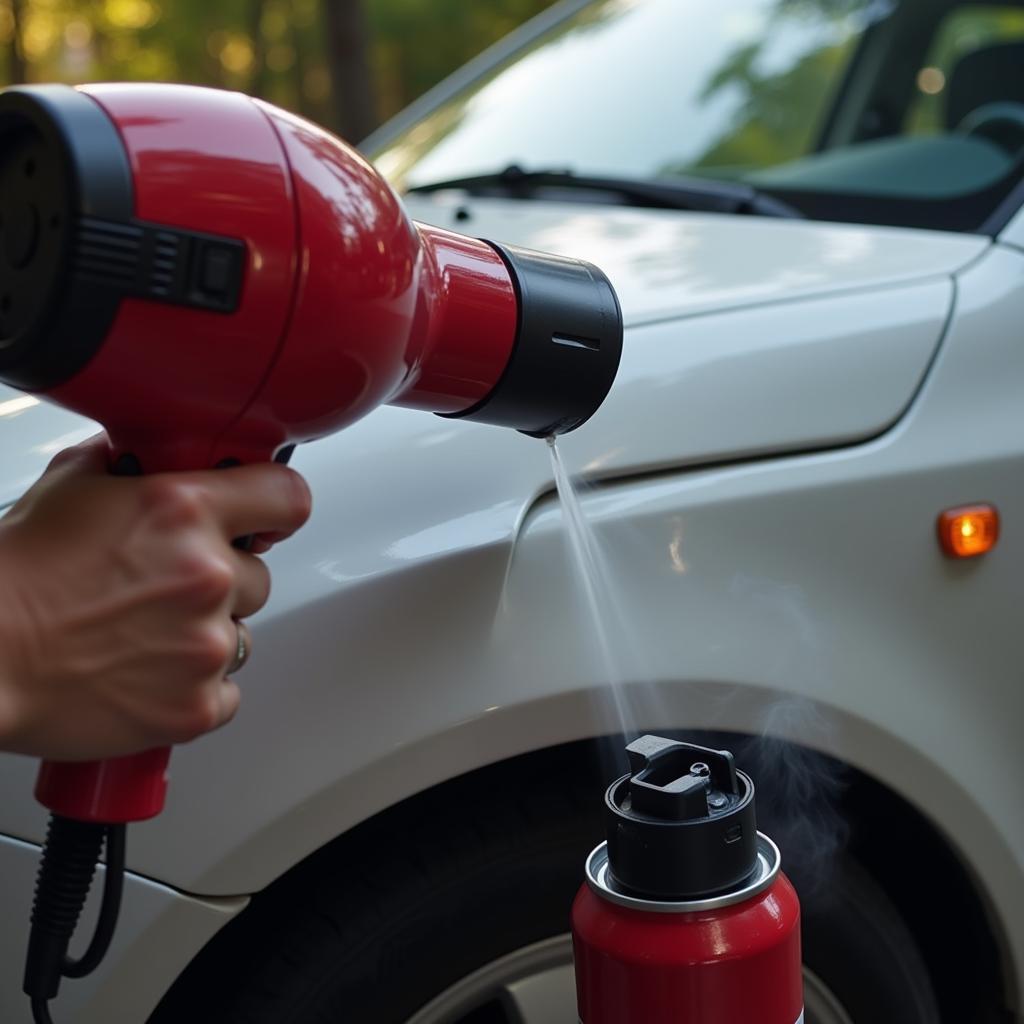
top-left (0, 83), bottom-right (622, 1021)
top-left (573, 736), bottom-right (804, 1024)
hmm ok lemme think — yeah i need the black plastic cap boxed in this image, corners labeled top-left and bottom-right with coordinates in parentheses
top-left (605, 735), bottom-right (759, 900)
top-left (443, 240), bottom-right (622, 437)
top-left (0, 84), bottom-right (133, 392)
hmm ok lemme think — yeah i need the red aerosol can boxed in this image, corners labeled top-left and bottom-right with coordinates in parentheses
top-left (573, 735), bottom-right (804, 1023)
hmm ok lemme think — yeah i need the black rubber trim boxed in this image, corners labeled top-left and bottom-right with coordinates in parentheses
top-left (76, 217), bottom-right (245, 314)
top-left (981, 173), bottom-right (1024, 237)
top-left (5, 86), bottom-right (133, 221)
top-left (0, 85), bottom-right (246, 395)
top-left (441, 240), bottom-right (623, 437)
top-left (0, 84), bottom-right (133, 392)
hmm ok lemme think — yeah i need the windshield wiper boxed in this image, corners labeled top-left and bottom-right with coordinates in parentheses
top-left (405, 164), bottom-right (802, 219)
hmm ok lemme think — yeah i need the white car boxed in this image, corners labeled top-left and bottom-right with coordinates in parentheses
top-left (2, 0), bottom-right (1023, 1021)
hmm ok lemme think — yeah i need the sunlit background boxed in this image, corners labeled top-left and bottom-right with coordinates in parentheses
top-left (0, 0), bottom-right (559, 141)
top-left (2, 0), bottom-right (1023, 168)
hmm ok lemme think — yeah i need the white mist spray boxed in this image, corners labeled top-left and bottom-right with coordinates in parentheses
top-left (547, 436), bottom-right (643, 742)
top-left (545, 441), bottom-right (849, 889)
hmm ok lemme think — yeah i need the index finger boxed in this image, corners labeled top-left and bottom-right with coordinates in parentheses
top-left (186, 463), bottom-right (313, 540)
top-left (44, 431), bottom-right (110, 475)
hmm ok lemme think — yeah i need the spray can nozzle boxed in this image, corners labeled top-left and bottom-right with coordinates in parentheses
top-left (574, 738), bottom-right (804, 1024)
top-left (606, 735), bottom-right (759, 900)
top-left (626, 735), bottom-right (744, 821)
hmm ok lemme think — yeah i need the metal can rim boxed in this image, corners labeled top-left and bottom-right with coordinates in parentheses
top-left (584, 831), bottom-right (781, 914)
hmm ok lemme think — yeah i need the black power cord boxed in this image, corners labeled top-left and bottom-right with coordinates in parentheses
top-left (61, 821), bottom-right (125, 979)
top-left (23, 815), bottom-right (127, 1024)
top-left (30, 998), bottom-right (54, 1024)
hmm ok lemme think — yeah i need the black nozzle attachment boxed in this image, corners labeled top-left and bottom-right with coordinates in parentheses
top-left (443, 240), bottom-right (622, 437)
top-left (605, 735), bottom-right (759, 901)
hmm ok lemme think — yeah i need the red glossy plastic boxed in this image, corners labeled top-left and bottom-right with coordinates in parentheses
top-left (49, 85), bottom-right (298, 470)
top-left (391, 223), bottom-right (517, 414)
top-left (572, 874), bottom-right (803, 1024)
top-left (34, 84), bottom-right (519, 824)
top-left (35, 749), bottom-right (171, 823)
top-left (237, 100), bottom-right (515, 448)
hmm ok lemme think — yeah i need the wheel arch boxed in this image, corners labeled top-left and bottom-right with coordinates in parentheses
top-left (150, 731), bottom-right (1014, 1023)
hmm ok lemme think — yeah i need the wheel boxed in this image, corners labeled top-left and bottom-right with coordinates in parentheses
top-left (404, 934), bottom-right (860, 1024)
top-left (795, 855), bottom-right (940, 1024)
top-left (151, 754), bottom-right (939, 1024)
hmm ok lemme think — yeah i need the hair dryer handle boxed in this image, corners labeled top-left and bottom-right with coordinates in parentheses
top-left (34, 444), bottom-right (172, 822)
top-left (32, 436), bottom-right (283, 825)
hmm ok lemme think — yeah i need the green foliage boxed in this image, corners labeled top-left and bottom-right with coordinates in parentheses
top-left (690, 40), bottom-right (854, 171)
top-left (777, 0), bottom-right (868, 15)
top-left (686, 0), bottom-right (1024, 173)
top-left (0, 0), bottom-right (560, 130)
top-left (681, 0), bottom-right (861, 173)
top-left (368, 0), bottom-right (553, 115)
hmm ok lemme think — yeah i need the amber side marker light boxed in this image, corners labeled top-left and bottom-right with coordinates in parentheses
top-left (937, 504), bottom-right (1000, 559)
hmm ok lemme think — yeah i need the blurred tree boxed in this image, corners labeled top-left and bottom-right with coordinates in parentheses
top-left (685, 0), bottom-right (862, 173)
top-left (322, 0), bottom-right (376, 140)
top-left (247, 0), bottom-right (268, 96)
top-left (369, 0), bottom-right (553, 120)
top-left (6, 0), bottom-right (26, 83)
top-left (778, 0), bottom-right (869, 14)
top-left (686, 0), bottom-right (1024, 173)
top-left (689, 39), bottom-right (855, 171)
top-left (0, 0), bottom-right (561, 131)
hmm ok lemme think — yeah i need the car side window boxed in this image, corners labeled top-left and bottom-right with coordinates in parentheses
top-left (906, 4), bottom-right (1024, 140)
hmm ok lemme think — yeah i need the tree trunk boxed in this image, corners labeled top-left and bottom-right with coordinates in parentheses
top-left (7, 0), bottom-right (26, 84)
top-left (290, 17), bottom-right (311, 119)
top-left (321, 0), bottom-right (377, 142)
top-left (247, 0), bottom-right (268, 98)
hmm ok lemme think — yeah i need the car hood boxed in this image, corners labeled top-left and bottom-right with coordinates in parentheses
top-left (0, 199), bottom-right (988, 509)
top-left (403, 195), bottom-right (988, 324)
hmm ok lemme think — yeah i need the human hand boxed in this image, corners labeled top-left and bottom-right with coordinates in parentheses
top-left (0, 434), bottom-right (311, 760)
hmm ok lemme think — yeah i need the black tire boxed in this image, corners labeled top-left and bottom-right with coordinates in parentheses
top-left (796, 855), bottom-right (940, 1023)
top-left (151, 754), bottom-right (939, 1024)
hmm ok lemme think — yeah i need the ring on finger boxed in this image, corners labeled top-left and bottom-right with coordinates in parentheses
top-left (227, 619), bottom-right (251, 675)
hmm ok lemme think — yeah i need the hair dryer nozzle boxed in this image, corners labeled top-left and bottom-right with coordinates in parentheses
top-left (444, 241), bottom-right (623, 437)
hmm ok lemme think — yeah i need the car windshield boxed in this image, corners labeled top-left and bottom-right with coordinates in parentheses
top-left (371, 0), bottom-right (1024, 233)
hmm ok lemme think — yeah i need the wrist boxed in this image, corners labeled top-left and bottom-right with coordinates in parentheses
top-left (0, 675), bottom-right (25, 753)
top-left (0, 527), bottom-right (31, 752)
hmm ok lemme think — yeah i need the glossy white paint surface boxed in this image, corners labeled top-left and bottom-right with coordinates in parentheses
top-left (0, 206), bottom-right (1020, 1021)
top-left (0, 392), bottom-right (97, 508)
top-left (0, 834), bottom-right (245, 1024)
top-left (0, 273), bottom-right (958, 876)
top-left (6, 279), bottom-right (951, 506)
